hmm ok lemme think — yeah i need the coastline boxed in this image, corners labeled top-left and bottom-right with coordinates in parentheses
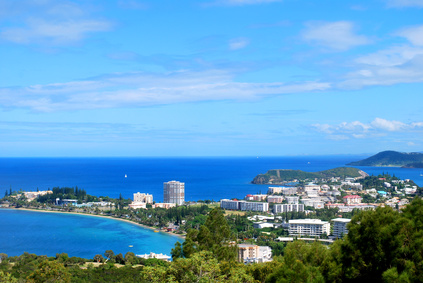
top-left (2, 207), bottom-right (185, 240)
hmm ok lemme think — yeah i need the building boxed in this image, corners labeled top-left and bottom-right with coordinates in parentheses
top-left (267, 195), bottom-right (284, 203)
top-left (286, 196), bottom-right (299, 204)
top-left (273, 203), bottom-right (304, 214)
top-left (332, 218), bottom-right (351, 238)
top-left (152, 203), bottom-right (176, 209)
top-left (239, 201), bottom-right (268, 212)
top-left (253, 222), bottom-right (275, 229)
top-left (268, 187), bottom-right (297, 195)
top-left (220, 199), bottom-right (240, 210)
top-left (238, 244), bottom-right (272, 264)
top-left (163, 181), bottom-right (185, 205)
top-left (136, 252), bottom-right (171, 261)
top-left (220, 199), bottom-right (268, 212)
top-left (129, 192), bottom-right (153, 209)
top-left (289, 219), bottom-right (330, 237)
top-left (343, 195), bottom-right (362, 205)
top-left (133, 192), bottom-right (153, 204)
top-left (252, 194), bottom-right (268, 201)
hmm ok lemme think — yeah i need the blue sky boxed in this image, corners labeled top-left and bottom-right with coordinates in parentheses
top-left (1, 0), bottom-right (423, 157)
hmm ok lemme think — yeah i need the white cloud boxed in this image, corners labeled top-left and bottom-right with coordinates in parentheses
top-left (312, 118), bottom-right (423, 139)
top-left (370, 118), bottom-right (407, 131)
top-left (229, 37), bottom-right (250, 50)
top-left (396, 25), bottom-right (423, 46)
top-left (1, 19), bottom-right (112, 44)
top-left (386, 0), bottom-right (423, 7)
top-left (0, 69), bottom-right (331, 112)
top-left (0, 0), bottom-right (113, 45)
top-left (301, 21), bottom-right (371, 51)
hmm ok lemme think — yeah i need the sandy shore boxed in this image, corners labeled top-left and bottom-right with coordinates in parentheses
top-left (5, 207), bottom-right (185, 239)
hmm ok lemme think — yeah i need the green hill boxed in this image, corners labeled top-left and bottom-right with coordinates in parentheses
top-left (251, 167), bottom-right (366, 184)
top-left (347, 150), bottom-right (423, 167)
top-left (402, 162), bottom-right (423, 168)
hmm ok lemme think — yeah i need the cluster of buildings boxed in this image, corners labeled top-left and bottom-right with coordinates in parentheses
top-left (129, 180), bottom-right (185, 210)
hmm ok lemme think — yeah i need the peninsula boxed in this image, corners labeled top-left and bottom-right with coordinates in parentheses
top-left (347, 150), bottom-right (423, 167)
top-left (251, 167), bottom-right (367, 184)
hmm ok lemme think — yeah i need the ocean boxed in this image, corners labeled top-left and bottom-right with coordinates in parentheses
top-left (1, 156), bottom-right (423, 258)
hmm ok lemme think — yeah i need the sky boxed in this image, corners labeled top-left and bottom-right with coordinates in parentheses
top-left (1, 0), bottom-right (423, 157)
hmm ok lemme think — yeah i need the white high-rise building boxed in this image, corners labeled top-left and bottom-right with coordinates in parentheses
top-left (163, 181), bottom-right (185, 205)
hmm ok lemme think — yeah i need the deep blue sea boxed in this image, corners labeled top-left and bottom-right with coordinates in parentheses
top-left (1, 156), bottom-right (423, 258)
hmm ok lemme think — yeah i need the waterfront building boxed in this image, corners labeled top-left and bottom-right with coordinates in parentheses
top-left (267, 195), bottom-right (284, 203)
top-left (273, 203), bottom-right (304, 214)
top-left (289, 219), bottom-right (330, 237)
top-left (163, 181), bottom-right (185, 205)
top-left (129, 192), bottom-right (153, 209)
top-left (129, 202), bottom-right (146, 209)
top-left (136, 252), bottom-right (171, 261)
top-left (153, 203), bottom-right (176, 209)
top-left (332, 218), bottom-right (351, 238)
top-left (23, 190), bottom-right (53, 202)
top-left (133, 192), bottom-right (153, 204)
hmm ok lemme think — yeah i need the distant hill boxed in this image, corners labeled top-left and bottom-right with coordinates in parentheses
top-left (251, 167), bottom-right (366, 184)
top-left (402, 162), bottom-right (423, 168)
top-left (347, 150), bottom-right (423, 167)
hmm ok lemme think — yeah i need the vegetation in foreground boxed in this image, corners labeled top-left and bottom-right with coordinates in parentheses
top-left (1, 198), bottom-right (423, 282)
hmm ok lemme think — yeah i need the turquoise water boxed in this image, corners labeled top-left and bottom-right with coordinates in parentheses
top-left (1, 156), bottom-right (423, 258)
top-left (0, 208), bottom-right (180, 259)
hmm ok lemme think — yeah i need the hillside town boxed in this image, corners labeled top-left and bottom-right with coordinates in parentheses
top-left (2, 173), bottom-right (422, 265)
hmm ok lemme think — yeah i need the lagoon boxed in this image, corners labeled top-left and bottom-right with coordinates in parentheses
top-left (0, 208), bottom-right (179, 259)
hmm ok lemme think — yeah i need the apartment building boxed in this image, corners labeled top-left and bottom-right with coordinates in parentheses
top-left (273, 203), bottom-right (304, 214)
top-left (332, 218), bottom-right (351, 238)
top-left (163, 181), bottom-right (185, 205)
top-left (289, 219), bottom-right (330, 237)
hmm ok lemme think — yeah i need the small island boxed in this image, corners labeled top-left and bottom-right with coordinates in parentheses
top-left (347, 150), bottom-right (423, 167)
top-left (251, 167), bottom-right (367, 184)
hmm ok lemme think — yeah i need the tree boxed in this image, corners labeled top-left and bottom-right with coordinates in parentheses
top-left (93, 254), bottom-right (104, 263)
top-left (171, 207), bottom-right (237, 262)
top-left (104, 250), bottom-right (115, 263)
top-left (26, 260), bottom-right (71, 283)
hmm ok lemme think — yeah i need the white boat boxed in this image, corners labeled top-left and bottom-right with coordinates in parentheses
top-left (125, 174), bottom-right (127, 178)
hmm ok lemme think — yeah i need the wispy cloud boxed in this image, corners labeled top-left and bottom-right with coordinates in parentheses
top-left (312, 118), bottom-right (423, 139)
top-left (229, 37), bottom-right (250, 50)
top-left (385, 0), bottom-right (423, 7)
top-left (335, 24), bottom-right (423, 88)
top-left (117, 0), bottom-right (148, 10)
top-left (203, 0), bottom-right (281, 6)
top-left (396, 25), bottom-right (423, 46)
top-left (0, 69), bottom-right (331, 112)
top-left (301, 21), bottom-right (371, 51)
top-left (0, 0), bottom-right (113, 45)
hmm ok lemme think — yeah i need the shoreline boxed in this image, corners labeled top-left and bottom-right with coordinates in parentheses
top-left (2, 206), bottom-right (185, 240)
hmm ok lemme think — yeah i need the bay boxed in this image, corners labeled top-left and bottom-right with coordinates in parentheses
top-left (0, 208), bottom-right (179, 259)
top-left (1, 156), bottom-right (423, 258)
